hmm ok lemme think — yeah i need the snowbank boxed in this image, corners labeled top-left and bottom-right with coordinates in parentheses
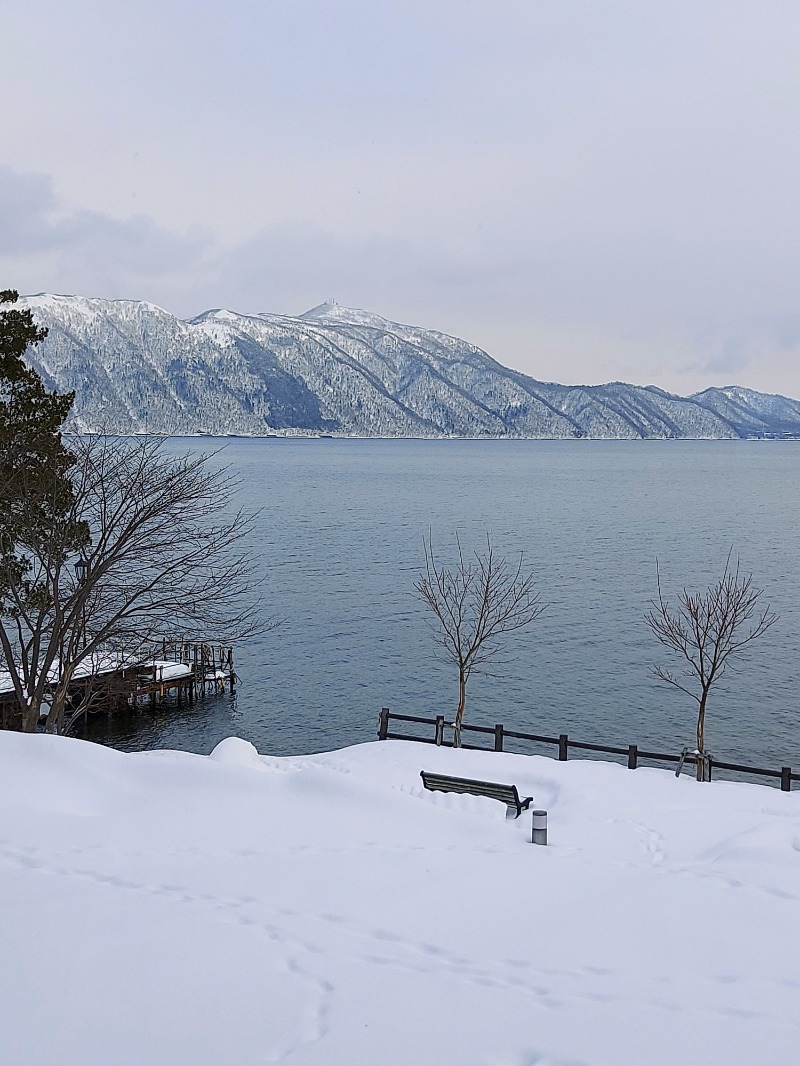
top-left (1, 732), bottom-right (798, 1065)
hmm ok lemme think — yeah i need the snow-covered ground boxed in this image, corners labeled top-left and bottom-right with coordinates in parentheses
top-left (1, 733), bottom-right (798, 1066)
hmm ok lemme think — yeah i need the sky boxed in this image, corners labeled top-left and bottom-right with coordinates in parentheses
top-left (3, 1), bottom-right (800, 396)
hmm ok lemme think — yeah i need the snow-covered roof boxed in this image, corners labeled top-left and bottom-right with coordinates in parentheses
top-left (0, 656), bottom-right (203, 696)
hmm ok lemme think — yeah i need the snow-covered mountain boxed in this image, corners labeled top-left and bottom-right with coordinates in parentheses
top-left (689, 385), bottom-right (800, 438)
top-left (19, 294), bottom-right (800, 439)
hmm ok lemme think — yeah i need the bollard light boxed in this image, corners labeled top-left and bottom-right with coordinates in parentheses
top-left (531, 809), bottom-right (548, 846)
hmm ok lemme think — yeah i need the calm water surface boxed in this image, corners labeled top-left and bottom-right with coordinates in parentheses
top-left (91, 440), bottom-right (800, 772)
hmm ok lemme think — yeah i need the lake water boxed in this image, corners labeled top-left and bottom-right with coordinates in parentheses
top-left (91, 439), bottom-right (800, 774)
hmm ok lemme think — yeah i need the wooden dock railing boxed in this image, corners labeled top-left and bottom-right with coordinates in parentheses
top-left (376, 708), bottom-right (797, 792)
top-left (61, 644), bottom-right (237, 736)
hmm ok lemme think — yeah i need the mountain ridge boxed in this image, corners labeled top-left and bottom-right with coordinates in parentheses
top-left (18, 293), bottom-right (800, 439)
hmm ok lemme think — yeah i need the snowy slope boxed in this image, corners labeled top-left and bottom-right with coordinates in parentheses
top-left (19, 294), bottom-right (800, 438)
top-left (0, 732), bottom-right (798, 1066)
top-left (691, 385), bottom-right (800, 437)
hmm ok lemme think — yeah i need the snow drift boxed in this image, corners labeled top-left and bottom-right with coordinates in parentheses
top-left (1, 732), bottom-right (798, 1065)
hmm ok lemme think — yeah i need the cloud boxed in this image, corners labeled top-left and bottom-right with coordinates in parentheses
top-left (697, 337), bottom-right (756, 378)
top-left (0, 167), bottom-right (60, 253)
top-left (0, 166), bottom-right (210, 298)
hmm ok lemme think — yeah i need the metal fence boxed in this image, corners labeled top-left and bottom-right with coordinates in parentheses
top-left (377, 708), bottom-right (797, 791)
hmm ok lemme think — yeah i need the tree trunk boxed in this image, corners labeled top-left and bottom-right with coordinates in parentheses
top-left (45, 687), bottom-right (68, 734)
top-left (452, 670), bottom-right (467, 748)
top-left (21, 701), bottom-right (40, 733)
top-left (696, 692), bottom-right (708, 781)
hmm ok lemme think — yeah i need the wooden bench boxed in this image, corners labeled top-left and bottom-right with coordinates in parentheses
top-left (420, 771), bottom-right (533, 819)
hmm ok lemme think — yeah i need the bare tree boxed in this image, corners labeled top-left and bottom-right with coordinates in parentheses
top-left (645, 553), bottom-right (777, 780)
top-left (0, 435), bottom-right (266, 733)
top-left (414, 534), bottom-right (546, 746)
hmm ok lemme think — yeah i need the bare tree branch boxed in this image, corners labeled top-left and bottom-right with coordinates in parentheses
top-left (415, 533), bottom-right (546, 746)
top-left (645, 551), bottom-right (777, 780)
top-left (1, 435), bottom-right (273, 733)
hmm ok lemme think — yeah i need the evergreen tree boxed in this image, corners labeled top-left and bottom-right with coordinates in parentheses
top-left (0, 291), bottom-right (87, 709)
top-left (0, 290), bottom-right (78, 556)
top-left (1, 292), bottom-right (261, 733)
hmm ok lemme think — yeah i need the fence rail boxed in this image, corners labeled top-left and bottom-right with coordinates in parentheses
top-left (376, 708), bottom-right (798, 792)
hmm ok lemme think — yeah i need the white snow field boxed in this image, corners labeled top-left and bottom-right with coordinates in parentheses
top-left (1, 733), bottom-right (799, 1066)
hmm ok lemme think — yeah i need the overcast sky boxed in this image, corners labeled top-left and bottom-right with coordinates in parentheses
top-left (3, 1), bottom-right (800, 395)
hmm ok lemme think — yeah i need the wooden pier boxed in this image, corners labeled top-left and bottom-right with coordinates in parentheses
top-left (0, 642), bottom-right (237, 735)
top-left (63, 642), bottom-right (237, 735)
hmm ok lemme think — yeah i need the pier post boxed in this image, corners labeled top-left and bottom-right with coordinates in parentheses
top-left (228, 649), bottom-right (235, 694)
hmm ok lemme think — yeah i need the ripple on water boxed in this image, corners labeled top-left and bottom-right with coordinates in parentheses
top-left (89, 439), bottom-right (800, 776)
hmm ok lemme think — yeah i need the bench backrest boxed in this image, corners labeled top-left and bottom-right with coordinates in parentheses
top-left (420, 771), bottom-right (521, 806)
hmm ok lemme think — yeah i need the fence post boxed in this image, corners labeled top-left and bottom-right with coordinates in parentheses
top-left (494, 723), bottom-right (504, 752)
top-left (781, 766), bottom-right (792, 792)
top-left (558, 734), bottom-right (568, 761)
top-left (378, 707), bottom-right (389, 740)
top-left (675, 747), bottom-right (688, 777)
top-left (627, 744), bottom-right (638, 770)
top-left (707, 754), bottom-right (713, 781)
top-left (435, 715), bottom-right (445, 746)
